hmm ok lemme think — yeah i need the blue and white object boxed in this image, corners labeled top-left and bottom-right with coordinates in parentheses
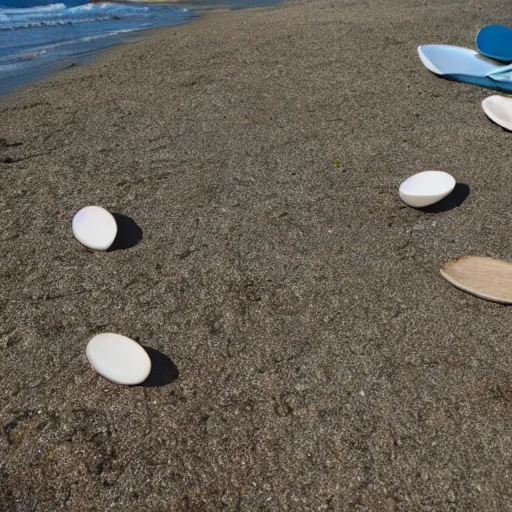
top-left (418, 44), bottom-right (512, 92)
top-left (482, 95), bottom-right (512, 131)
top-left (86, 333), bottom-right (152, 385)
top-left (399, 170), bottom-right (456, 208)
top-left (477, 24), bottom-right (512, 63)
top-left (72, 205), bottom-right (117, 251)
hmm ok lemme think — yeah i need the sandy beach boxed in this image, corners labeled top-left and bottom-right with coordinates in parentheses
top-left (3, 0), bottom-right (512, 509)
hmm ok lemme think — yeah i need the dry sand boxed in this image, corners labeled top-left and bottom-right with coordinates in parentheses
top-left (2, 0), bottom-right (512, 509)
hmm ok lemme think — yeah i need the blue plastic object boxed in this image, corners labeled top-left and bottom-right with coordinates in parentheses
top-left (418, 44), bottom-right (512, 92)
top-left (477, 24), bottom-right (512, 63)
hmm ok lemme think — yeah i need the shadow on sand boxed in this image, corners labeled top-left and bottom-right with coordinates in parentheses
top-left (141, 347), bottom-right (179, 388)
top-left (418, 183), bottom-right (470, 213)
top-left (108, 213), bottom-right (143, 251)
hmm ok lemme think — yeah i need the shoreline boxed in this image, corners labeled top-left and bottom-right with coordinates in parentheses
top-left (0, 1), bottom-right (280, 99)
top-left (0, 2), bottom-right (198, 98)
top-left (3, 0), bottom-right (512, 509)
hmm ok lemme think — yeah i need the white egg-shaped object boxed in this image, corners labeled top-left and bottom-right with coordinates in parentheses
top-left (72, 206), bottom-right (117, 251)
top-left (86, 333), bottom-right (152, 385)
top-left (482, 95), bottom-right (512, 131)
top-left (399, 170), bottom-right (456, 208)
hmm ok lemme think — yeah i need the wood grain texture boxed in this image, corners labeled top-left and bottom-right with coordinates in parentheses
top-left (441, 256), bottom-right (512, 304)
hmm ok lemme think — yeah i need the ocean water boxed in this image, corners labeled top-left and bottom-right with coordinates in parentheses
top-left (0, 0), bottom-right (277, 96)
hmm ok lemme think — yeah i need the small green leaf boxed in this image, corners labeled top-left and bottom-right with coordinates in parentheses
top-left (333, 159), bottom-right (343, 168)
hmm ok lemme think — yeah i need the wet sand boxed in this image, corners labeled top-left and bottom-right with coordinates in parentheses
top-left (2, 0), bottom-right (512, 510)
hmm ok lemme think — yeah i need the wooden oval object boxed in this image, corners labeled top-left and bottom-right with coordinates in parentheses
top-left (441, 256), bottom-right (512, 304)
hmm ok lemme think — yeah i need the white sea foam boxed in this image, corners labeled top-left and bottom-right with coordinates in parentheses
top-left (1, 27), bottom-right (142, 60)
top-left (0, 2), bottom-right (155, 31)
top-left (0, 3), bottom-right (67, 15)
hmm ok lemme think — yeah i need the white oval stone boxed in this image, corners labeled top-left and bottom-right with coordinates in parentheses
top-left (399, 170), bottom-right (456, 208)
top-left (482, 95), bottom-right (512, 131)
top-left (72, 206), bottom-right (117, 251)
top-left (86, 333), bottom-right (152, 385)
